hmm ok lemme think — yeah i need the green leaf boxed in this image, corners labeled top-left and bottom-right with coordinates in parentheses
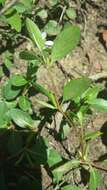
top-left (53, 160), bottom-right (80, 183)
top-left (14, 3), bottom-right (26, 13)
top-left (35, 99), bottom-right (56, 109)
top-left (63, 77), bottom-right (91, 102)
top-left (9, 108), bottom-right (33, 128)
top-left (62, 185), bottom-right (81, 190)
top-left (20, 0), bottom-right (33, 10)
top-left (37, 9), bottom-right (48, 20)
top-left (18, 96), bottom-right (32, 112)
top-left (26, 18), bottom-right (45, 51)
top-left (66, 8), bottom-right (77, 20)
top-left (0, 119), bottom-right (8, 128)
top-left (47, 147), bottom-right (62, 167)
top-left (19, 50), bottom-right (37, 60)
top-left (2, 80), bottom-right (21, 100)
top-left (0, 101), bottom-right (10, 128)
top-left (83, 85), bottom-right (101, 101)
top-left (44, 20), bottom-right (62, 36)
top-left (85, 131), bottom-right (102, 141)
top-left (0, 0), bottom-right (6, 4)
top-left (0, 101), bottom-right (8, 118)
top-left (88, 98), bottom-right (107, 112)
top-left (89, 168), bottom-right (102, 190)
top-left (33, 83), bottom-right (57, 108)
top-left (51, 25), bottom-right (80, 62)
top-left (5, 9), bottom-right (21, 32)
top-left (10, 74), bottom-right (28, 87)
top-left (4, 58), bottom-right (13, 70)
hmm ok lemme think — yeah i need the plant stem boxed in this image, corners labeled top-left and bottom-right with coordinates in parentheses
top-left (80, 160), bottom-right (107, 172)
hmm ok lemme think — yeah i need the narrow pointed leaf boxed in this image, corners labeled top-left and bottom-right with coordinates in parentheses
top-left (26, 18), bottom-right (45, 51)
top-left (88, 98), bottom-right (107, 112)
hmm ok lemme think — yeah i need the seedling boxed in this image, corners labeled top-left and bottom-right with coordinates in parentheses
top-left (0, 1), bottom-right (107, 189)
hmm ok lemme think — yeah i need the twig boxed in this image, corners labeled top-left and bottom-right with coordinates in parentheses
top-left (81, 161), bottom-right (107, 172)
top-left (59, 6), bottom-right (66, 24)
top-left (0, 0), bottom-right (20, 16)
top-left (89, 71), bottom-right (107, 81)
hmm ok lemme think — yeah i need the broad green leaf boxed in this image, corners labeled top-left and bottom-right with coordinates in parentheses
top-left (85, 131), bottom-right (102, 141)
top-left (66, 8), bottom-right (77, 20)
top-left (5, 9), bottom-right (21, 32)
top-left (0, 101), bottom-right (11, 128)
top-left (2, 80), bottom-right (21, 100)
top-left (0, 119), bottom-right (8, 128)
top-left (18, 96), bottom-right (32, 112)
top-left (62, 185), bottom-right (81, 190)
top-left (47, 147), bottom-right (62, 167)
top-left (8, 132), bottom-right (23, 155)
top-left (63, 77), bottom-right (91, 102)
top-left (44, 20), bottom-right (61, 36)
top-left (0, 101), bottom-right (8, 118)
top-left (51, 25), bottom-right (80, 62)
top-left (26, 18), bottom-right (45, 51)
top-left (88, 98), bottom-right (107, 112)
top-left (37, 9), bottom-right (48, 20)
top-left (0, 0), bottom-right (6, 4)
top-left (19, 50), bottom-right (37, 60)
top-left (53, 160), bottom-right (80, 183)
top-left (14, 3), bottom-right (26, 13)
top-left (10, 74), bottom-right (28, 87)
top-left (5, 100), bottom-right (17, 109)
top-left (89, 168), bottom-right (102, 190)
top-left (20, 0), bottom-right (32, 10)
top-left (9, 108), bottom-right (33, 128)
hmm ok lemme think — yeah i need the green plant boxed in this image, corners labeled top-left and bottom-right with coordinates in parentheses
top-left (0, 15), bottom-right (107, 189)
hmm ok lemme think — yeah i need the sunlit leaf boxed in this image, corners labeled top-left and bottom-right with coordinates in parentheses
top-left (89, 168), bottom-right (102, 190)
top-left (26, 18), bottom-right (45, 51)
top-left (2, 80), bottom-right (21, 100)
top-left (5, 9), bottom-right (21, 32)
top-left (51, 25), bottom-right (80, 62)
top-left (10, 74), bottom-right (28, 87)
top-left (88, 98), bottom-right (107, 112)
top-left (63, 77), bottom-right (91, 102)
top-left (9, 108), bottom-right (33, 128)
